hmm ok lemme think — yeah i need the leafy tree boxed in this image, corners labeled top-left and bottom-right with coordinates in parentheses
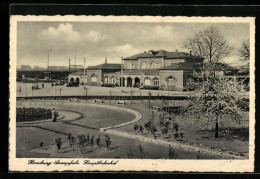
top-left (133, 124), bottom-right (139, 132)
top-left (181, 76), bottom-right (247, 138)
top-left (55, 137), bottom-right (62, 152)
top-left (96, 135), bottom-right (101, 147)
top-left (139, 125), bottom-right (144, 134)
top-left (162, 127), bottom-right (168, 137)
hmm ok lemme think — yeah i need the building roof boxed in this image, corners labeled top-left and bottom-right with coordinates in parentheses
top-left (87, 63), bottom-right (121, 70)
top-left (123, 50), bottom-right (201, 60)
top-left (159, 62), bottom-right (202, 70)
top-left (69, 71), bottom-right (84, 75)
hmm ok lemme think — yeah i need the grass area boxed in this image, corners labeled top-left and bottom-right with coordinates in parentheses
top-left (16, 100), bottom-right (249, 159)
top-left (114, 101), bottom-right (249, 156)
top-left (17, 124), bottom-right (220, 159)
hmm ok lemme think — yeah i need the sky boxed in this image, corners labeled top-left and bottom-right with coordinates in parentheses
top-left (17, 21), bottom-right (250, 68)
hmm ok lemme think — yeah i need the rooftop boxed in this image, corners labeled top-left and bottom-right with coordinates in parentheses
top-left (123, 50), bottom-right (201, 60)
top-left (159, 62), bottom-right (202, 70)
top-left (87, 63), bottom-right (121, 70)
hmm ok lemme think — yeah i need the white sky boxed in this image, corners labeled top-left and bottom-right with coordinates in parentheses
top-left (17, 21), bottom-right (250, 68)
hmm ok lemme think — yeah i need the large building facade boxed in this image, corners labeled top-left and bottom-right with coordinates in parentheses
top-left (68, 50), bottom-right (204, 91)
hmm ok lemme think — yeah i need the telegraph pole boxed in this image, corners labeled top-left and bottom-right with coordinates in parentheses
top-left (121, 57), bottom-right (123, 87)
top-left (84, 58), bottom-right (86, 89)
top-left (47, 49), bottom-right (51, 68)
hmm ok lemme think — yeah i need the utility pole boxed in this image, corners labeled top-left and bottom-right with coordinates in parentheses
top-left (47, 49), bottom-right (51, 69)
top-left (85, 87), bottom-right (88, 101)
top-left (152, 107), bottom-right (154, 125)
top-left (84, 58), bottom-right (86, 89)
top-left (60, 89), bottom-right (62, 100)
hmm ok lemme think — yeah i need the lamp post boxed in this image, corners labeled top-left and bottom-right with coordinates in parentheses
top-left (121, 57), bottom-right (123, 87)
top-left (83, 58), bottom-right (86, 89)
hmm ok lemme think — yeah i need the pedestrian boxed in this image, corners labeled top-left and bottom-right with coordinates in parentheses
top-left (51, 108), bottom-right (57, 122)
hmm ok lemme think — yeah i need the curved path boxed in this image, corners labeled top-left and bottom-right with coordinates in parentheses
top-left (16, 101), bottom-right (246, 159)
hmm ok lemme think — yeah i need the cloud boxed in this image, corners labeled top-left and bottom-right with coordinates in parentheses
top-left (85, 30), bottom-right (106, 42)
top-left (39, 23), bottom-right (81, 42)
top-left (111, 44), bottom-right (140, 58)
top-left (142, 25), bottom-right (175, 41)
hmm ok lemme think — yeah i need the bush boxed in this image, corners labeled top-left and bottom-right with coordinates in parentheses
top-left (16, 107), bottom-right (52, 122)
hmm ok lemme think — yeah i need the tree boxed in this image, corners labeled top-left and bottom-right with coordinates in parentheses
top-left (237, 39), bottom-right (250, 66)
top-left (55, 137), bottom-right (62, 152)
top-left (133, 124), bottom-right (139, 132)
top-left (238, 39), bottom-right (250, 61)
top-left (183, 26), bottom-right (233, 69)
top-left (181, 77), bottom-right (246, 138)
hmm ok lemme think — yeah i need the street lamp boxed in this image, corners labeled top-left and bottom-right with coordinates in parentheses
top-left (84, 58), bottom-right (86, 89)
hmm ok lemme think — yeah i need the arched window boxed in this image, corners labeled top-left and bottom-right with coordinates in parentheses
top-left (144, 77), bottom-right (151, 86)
top-left (111, 77), bottom-right (117, 84)
top-left (91, 75), bottom-right (98, 82)
top-left (153, 78), bottom-right (159, 86)
top-left (104, 76), bottom-right (110, 84)
top-left (141, 62), bottom-right (146, 69)
top-left (166, 76), bottom-right (177, 85)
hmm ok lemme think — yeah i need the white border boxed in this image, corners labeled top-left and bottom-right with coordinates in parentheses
top-left (9, 15), bottom-right (255, 172)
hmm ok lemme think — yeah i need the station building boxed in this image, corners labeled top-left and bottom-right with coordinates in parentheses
top-left (68, 50), bottom-right (205, 91)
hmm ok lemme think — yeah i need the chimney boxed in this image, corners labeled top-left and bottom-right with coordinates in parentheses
top-left (105, 57), bottom-right (107, 64)
top-left (175, 50), bottom-right (178, 52)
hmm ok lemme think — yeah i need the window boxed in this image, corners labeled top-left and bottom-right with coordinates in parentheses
top-left (141, 62), bottom-right (146, 69)
top-left (104, 77), bottom-right (110, 83)
top-left (91, 75), bottom-right (98, 82)
top-left (111, 77), bottom-right (117, 84)
top-left (144, 77), bottom-right (151, 86)
top-left (156, 63), bottom-right (160, 69)
top-left (166, 76), bottom-right (177, 85)
top-left (153, 78), bottom-right (159, 86)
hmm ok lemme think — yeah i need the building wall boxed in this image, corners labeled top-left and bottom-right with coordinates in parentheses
top-left (159, 70), bottom-right (184, 91)
top-left (86, 69), bottom-right (102, 86)
top-left (123, 60), bottom-right (139, 70)
top-left (138, 57), bottom-right (163, 69)
top-left (103, 71), bottom-right (121, 85)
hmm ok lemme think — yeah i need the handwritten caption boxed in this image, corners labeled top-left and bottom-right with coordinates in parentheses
top-left (28, 159), bottom-right (119, 167)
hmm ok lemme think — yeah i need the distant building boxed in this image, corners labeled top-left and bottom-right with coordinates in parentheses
top-left (20, 65), bottom-right (32, 70)
top-left (68, 50), bottom-right (204, 91)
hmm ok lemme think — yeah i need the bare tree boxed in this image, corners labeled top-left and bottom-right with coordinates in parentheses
top-left (238, 39), bottom-right (250, 62)
top-left (183, 26), bottom-right (233, 70)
